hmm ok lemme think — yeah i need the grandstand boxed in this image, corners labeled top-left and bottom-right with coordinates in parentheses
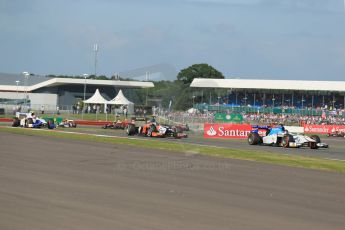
top-left (190, 78), bottom-right (345, 116)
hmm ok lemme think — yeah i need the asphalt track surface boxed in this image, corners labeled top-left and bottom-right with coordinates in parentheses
top-left (1, 131), bottom-right (345, 230)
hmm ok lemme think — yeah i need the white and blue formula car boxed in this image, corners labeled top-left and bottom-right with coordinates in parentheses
top-left (247, 125), bottom-right (328, 149)
top-left (12, 112), bottom-right (47, 128)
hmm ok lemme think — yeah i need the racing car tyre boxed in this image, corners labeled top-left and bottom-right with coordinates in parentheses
top-left (12, 118), bottom-right (20, 127)
top-left (172, 126), bottom-right (182, 139)
top-left (282, 134), bottom-right (294, 148)
top-left (248, 132), bottom-right (261, 145)
top-left (310, 135), bottom-right (321, 143)
top-left (310, 142), bottom-right (318, 149)
top-left (174, 126), bottom-right (183, 134)
top-left (126, 124), bottom-right (136, 136)
top-left (172, 132), bottom-right (181, 139)
top-left (47, 120), bottom-right (55, 129)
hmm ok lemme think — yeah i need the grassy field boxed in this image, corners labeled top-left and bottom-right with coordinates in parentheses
top-left (1, 126), bottom-right (344, 172)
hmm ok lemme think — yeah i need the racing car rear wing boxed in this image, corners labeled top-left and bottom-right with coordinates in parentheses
top-left (284, 126), bottom-right (304, 134)
top-left (251, 125), bottom-right (304, 134)
top-left (251, 125), bottom-right (271, 129)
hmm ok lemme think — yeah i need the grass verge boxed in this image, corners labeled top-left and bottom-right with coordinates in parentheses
top-left (1, 127), bottom-right (344, 172)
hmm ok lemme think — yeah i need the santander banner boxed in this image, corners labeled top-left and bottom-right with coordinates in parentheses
top-left (204, 123), bottom-right (252, 139)
top-left (303, 125), bottom-right (345, 134)
top-left (204, 123), bottom-right (345, 139)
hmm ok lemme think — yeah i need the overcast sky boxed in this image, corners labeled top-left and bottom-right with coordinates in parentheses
top-left (1, 0), bottom-right (345, 80)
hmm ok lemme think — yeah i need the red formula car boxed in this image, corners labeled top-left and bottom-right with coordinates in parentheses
top-left (126, 121), bottom-right (188, 139)
top-left (102, 120), bottom-right (130, 130)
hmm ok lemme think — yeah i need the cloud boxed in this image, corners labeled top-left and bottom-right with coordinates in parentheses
top-left (186, 0), bottom-right (260, 5)
top-left (185, 0), bottom-right (344, 13)
top-left (259, 0), bottom-right (344, 13)
top-left (196, 22), bottom-right (238, 37)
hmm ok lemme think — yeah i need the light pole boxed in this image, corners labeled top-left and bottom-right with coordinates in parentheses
top-left (93, 44), bottom-right (98, 77)
top-left (286, 99), bottom-right (291, 107)
top-left (301, 96), bottom-right (305, 109)
top-left (192, 95), bottom-right (196, 108)
top-left (15, 80), bottom-right (20, 102)
top-left (82, 74), bottom-right (88, 120)
top-left (22, 72), bottom-right (30, 111)
top-left (243, 92), bottom-right (247, 106)
top-left (145, 71), bottom-right (149, 106)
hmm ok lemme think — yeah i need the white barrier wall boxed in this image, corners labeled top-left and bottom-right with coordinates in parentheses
top-left (29, 93), bottom-right (58, 109)
top-left (0, 92), bottom-right (58, 110)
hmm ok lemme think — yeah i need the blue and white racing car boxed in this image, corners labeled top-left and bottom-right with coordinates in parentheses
top-left (12, 112), bottom-right (47, 128)
top-left (247, 125), bottom-right (328, 149)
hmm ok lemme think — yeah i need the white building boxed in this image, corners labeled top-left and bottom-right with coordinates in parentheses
top-left (0, 73), bottom-right (154, 111)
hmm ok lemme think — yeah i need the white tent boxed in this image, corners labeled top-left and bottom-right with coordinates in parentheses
top-left (107, 90), bottom-right (134, 114)
top-left (107, 89), bottom-right (134, 105)
top-left (83, 88), bottom-right (108, 104)
top-left (187, 108), bottom-right (198, 114)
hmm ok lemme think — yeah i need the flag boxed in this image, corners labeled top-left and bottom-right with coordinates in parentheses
top-left (168, 100), bottom-right (172, 110)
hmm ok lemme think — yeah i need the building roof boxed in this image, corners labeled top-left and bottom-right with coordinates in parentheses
top-left (0, 75), bottom-right (154, 92)
top-left (0, 72), bottom-right (51, 86)
top-left (190, 78), bottom-right (345, 92)
top-left (29, 78), bottom-right (154, 91)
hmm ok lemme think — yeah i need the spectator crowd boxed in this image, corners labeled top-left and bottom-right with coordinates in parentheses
top-left (160, 108), bottom-right (345, 126)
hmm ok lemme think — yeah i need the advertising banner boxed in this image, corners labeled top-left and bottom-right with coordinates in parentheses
top-left (214, 113), bottom-right (243, 123)
top-left (303, 125), bottom-right (345, 134)
top-left (204, 123), bottom-right (345, 139)
top-left (204, 123), bottom-right (252, 139)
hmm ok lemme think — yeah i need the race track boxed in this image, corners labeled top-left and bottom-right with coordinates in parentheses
top-left (1, 132), bottom-right (345, 230)
top-left (75, 126), bottom-right (345, 160)
top-left (2, 122), bottom-right (345, 160)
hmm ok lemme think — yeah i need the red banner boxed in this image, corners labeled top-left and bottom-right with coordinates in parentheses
top-left (204, 123), bottom-right (252, 139)
top-left (303, 125), bottom-right (345, 134)
top-left (204, 123), bottom-right (345, 138)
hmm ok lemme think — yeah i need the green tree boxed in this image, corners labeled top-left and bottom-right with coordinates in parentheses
top-left (88, 75), bottom-right (109, 80)
top-left (177, 63), bottom-right (224, 85)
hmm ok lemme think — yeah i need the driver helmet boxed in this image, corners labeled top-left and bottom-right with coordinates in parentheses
top-left (150, 116), bottom-right (156, 122)
top-left (278, 124), bottom-right (285, 131)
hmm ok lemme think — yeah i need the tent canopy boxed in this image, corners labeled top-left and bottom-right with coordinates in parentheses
top-left (107, 89), bottom-right (134, 105)
top-left (83, 89), bottom-right (108, 104)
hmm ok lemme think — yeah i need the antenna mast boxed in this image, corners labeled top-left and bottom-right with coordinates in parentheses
top-left (93, 43), bottom-right (98, 76)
